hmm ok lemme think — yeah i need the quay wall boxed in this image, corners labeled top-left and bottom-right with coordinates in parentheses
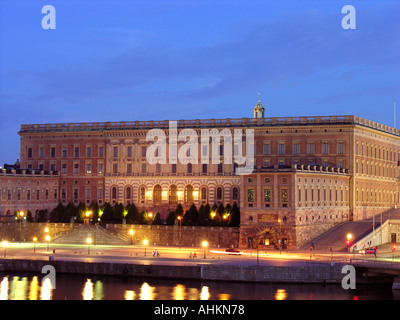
top-left (0, 258), bottom-right (345, 284)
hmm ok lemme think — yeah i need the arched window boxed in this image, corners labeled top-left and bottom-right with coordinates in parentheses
top-left (126, 186), bottom-right (131, 202)
top-left (153, 184), bottom-right (162, 203)
top-left (185, 185), bottom-right (194, 202)
top-left (216, 187), bottom-right (223, 201)
top-left (169, 185), bottom-right (177, 204)
top-left (140, 186), bottom-right (146, 204)
top-left (201, 187), bottom-right (207, 201)
top-left (232, 187), bottom-right (239, 201)
top-left (111, 186), bottom-right (117, 200)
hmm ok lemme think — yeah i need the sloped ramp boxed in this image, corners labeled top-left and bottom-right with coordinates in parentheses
top-left (300, 220), bottom-right (380, 252)
top-left (52, 224), bottom-right (130, 245)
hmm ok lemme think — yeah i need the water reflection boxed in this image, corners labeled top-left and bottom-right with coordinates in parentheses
top-left (0, 273), bottom-right (397, 300)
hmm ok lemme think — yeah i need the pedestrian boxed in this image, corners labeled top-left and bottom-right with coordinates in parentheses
top-left (189, 252), bottom-right (193, 259)
top-left (193, 252), bottom-right (197, 258)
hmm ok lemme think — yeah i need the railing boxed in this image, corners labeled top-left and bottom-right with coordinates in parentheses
top-left (19, 115), bottom-right (400, 136)
top-left (350, 258), bottom-right (400, 270)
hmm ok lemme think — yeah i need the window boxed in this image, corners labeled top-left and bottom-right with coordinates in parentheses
top-left (322, 142), bottom-right (329, 154)
top-left (111, 187), bottom-right (117, 199)
top-left (27, 190), bottom-right (31, 201)
top-left (99, 146), bottom-right (104, 157)
top-left (141, 146), bottom-right (146, 157)
top-left (278, 143), bottom-right (285, 155)
top-left (141, 163), bottom-right (146, 174)
top-left (185, 185), bottom-right (194, 202)
top-left (74, 163), bottom-right (79, 174)
top-left (140, 187), bottom-right (145, 203)
top-left (337, 142), bottom-right (344, 154)
top-left (307, 143), bottom-right (314, 155)
top-left (113, 146), bottom-right (118, 158)
top-left (247, 189), bottom-right (254, 202)
top-left (98, 163), bottom-right (104, 174)
top-left (86, 163), bottom-right (92, 174)
top-left (264, 189), bottom-right (271, 202)
top-left (86, 147), bottom-right (92, 157)
top-left (62, 163), bottom-right (67, 174)
top-left (217, 163), bottom-right (223, 174)
top-left (202, 164), bottom-right (207, 174)
top-left (126, 187), bottom-right (131, 201)
top-left (74, 147), bottom-right (80, 158)
top-left (293, 143), bottom-right (300, 155)
top-left (27, 147), bottom-right (33, 158)
top-left (156, 163), bottom-right (161, 174)
top-left (51, 147), bottom-right (56, 158)
top-left (73, 188), bottom-right (78, 200)
top-left (62, 147), bottom-right (67, 158)
top-left (232, 187), bottom-right (239, 200)
top-left (187, 163), bottom-right (192, 173)
top-left (263, 144), bottom-right (270, 155)
top-left (172, 164), bottom-right (177, 174)
top-left (281, 189), bottom-right (288, 202)
top-left (216, 187), bottom-right (223, 201)
top-left (39, 147), bottom-right (44, 158)
top-left (113, 163), bottom-right (118, 174)
top-left (127, 163), bottom-right (132, 174)
top-left (127, 146), bottom-right (132, 158)
top-left (201, 187), bottom-right (208, 201)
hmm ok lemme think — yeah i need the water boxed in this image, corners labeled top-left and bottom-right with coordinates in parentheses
top-left (1, 272), bottom-right (399, 300)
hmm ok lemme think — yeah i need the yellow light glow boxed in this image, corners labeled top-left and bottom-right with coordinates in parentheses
top-left (162, 191), bottom-right (168, 199)
top-left (192, 191), bottom-right (199, 200)
top-left (40, 277), bottom-right (53, 300)
top-left (45, 235), bottom-right (50, 242)
top-left (125, 290), bottom-right (136, 300)
top-left (274, 289), bottom-right (288, 300)
top-left (202, 241), bottom-right (208, 248)
top-left (82, 279), bottom-right (93, 300)
top-left (173, 284), bottom-right (186, 300)
top-left (86, 237), bottom-right (92, 245)
top-left (0, 276), bottom-right (9, 300)
top-left (143, 239), bottom-right (149, 246)
top-left (177, 191), bottom-right (183, 200)
top-left (129, 229), bottom-right (134, 235)
top-left (140, 282), bottom-right (155, 300)
top-left (28, 276), bottom-right (39, 300)
top-left (347, 233), bottom-right (352, 240)
top-left (44, 228), bottom-right (49, 233)
top-left (200, 286), bottom-right (210, 300)
top-left (148, 212), bottom-right (153, 219)
top-left (33, 237), bottom-right (37, 242)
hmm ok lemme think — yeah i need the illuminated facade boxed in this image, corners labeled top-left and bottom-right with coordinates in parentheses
top-left (5, 99), bottom-right (400, 248)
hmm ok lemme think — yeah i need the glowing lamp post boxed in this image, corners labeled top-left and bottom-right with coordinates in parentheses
top-left (202, 241), bottom-right (208, 259)
top-left (45, 235), bottom-right (51, 252)
top-left (177, 216), bottom-right (182, 249)
top-left (2, 241), bottom-right (8, 258)
top-left (129, 229), bottom-right (134, 244)
top-left (346, 233), bottom-right (352, 252)
top-left (33, 237), bottom-right (38, 253)
top-left (86, 237), bottom-right (92, 254)
top-left (143, 239), bottom-right (149, 256)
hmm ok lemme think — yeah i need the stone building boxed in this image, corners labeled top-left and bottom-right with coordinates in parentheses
top-left (11, 99), bottom-right (400, 248)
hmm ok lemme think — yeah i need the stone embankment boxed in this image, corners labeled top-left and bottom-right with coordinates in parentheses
top-left (0, 258), bottom-right (345, 284)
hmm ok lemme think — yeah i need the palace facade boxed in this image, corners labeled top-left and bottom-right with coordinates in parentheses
top-left (2, 100), bottom-right (400, 248)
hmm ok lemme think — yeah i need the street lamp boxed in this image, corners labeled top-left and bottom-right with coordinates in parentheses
top-left (148, 212), bottom-right (153, 224)
top-left (278, 219), bottom-right (282, 254)
top-left (129, 229), bottom-right (134, 244)
top-left (202, 241), bottom-right (208, 259)
top-left (143, 239), bottom-right (148, 256)
top-left (45, 235), bottom-right (51, 252)
top-left (2, 241), bottom-right (8, 258)
top-left (177, 216), bottom-right (182, 249)
top-left (85, 211), bottom-right (92, 224)
top-left (33, 237), bottom-right (37, 253)
top-left (346, 233), bottom-right (352, 252)
top-left (86, 237), bottom-right (92, 254)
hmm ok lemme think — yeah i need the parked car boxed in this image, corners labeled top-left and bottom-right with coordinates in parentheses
top-left (359, 248), bottom-right (377, 254)
top-left (225, 248), bottom-right (243, 255)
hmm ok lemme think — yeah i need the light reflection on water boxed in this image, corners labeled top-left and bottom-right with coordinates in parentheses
top-left (0, 273), bottom-right (398, 300)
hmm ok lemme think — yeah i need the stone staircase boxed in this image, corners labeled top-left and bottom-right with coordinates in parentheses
top-left (52, 224), bottom-right (130, 245)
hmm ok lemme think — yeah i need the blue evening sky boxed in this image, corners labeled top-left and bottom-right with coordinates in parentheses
top-left (0, 0), bottom-right (399, 164)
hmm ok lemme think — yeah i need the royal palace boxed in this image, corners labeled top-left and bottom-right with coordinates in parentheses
top-left (1, 100), bottom-right (400, 248)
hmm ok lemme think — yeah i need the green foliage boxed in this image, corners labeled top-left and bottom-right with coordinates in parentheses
top-left (228, 202), bottom-right (240, 227)
top-left (100, 202), bottom-right (114, 223)
top-left (125, 203), bottom-right (139, 224)
top-left (138, 211), bottom-right (149, 225)
top-left (151, 212), bottom-right (162, 225)
top-left (166, 211), bottom-right (176, 225)
top-left (196, 203), bottom-right (210, 226)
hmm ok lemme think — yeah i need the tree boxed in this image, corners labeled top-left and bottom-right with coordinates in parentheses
top-left (228, 202), bottom-right (240, 227)
top-left (65, 202), bottom-right (77, 221)
top-left (138, 211), bottom-right (149, 225)
top-left (175, 203), bottom-right (184, 217)
top-left (113, 202), bottom-right (124, 224)
top-left (125, 203), bottom-right (139, 224)
top-left (26, 210), bottom-right (33, 223)
top-left (76, 202), bottom-right (87, 223)
top-left (196, 203), bottom-right (210, 226)
top-left (183, 203), bottom-right (198, 225)
top-left (100, 202), bottom-right (114, 223)
top-left (166, 211), bottom-right (176, 225)
top-left (151, 212), bottom-right (162, 225)
top-left (36, 209), bottom-right (47, 222)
